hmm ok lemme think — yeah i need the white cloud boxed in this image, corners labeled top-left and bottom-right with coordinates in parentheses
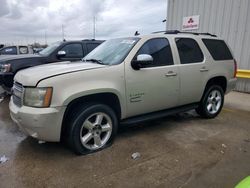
top-left (0, 0), bottom-right (167, 45)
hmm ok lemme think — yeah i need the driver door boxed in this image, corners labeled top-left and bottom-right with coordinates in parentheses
top-left (125, 38), bottom-right (180, 117)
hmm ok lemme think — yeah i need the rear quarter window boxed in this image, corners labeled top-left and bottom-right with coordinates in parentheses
top-left (19, 46), bottom-right (28, 54)
top-left (202, 39), bottom-right (233, 60)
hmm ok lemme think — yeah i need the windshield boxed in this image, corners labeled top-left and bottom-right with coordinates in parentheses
top-left (39, 42), bottom-right (62, 56)
top-left (83, 37), bottom-right (140, 65)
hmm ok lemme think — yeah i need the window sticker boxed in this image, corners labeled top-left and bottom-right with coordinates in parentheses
top-left (121, 40), bottom-right (136, 44)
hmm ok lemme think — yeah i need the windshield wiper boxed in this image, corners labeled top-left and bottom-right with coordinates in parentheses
top-left (83, 58), bottom-right (105, 65)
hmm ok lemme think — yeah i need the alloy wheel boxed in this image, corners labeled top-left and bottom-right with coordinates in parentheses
top-left (80, 112), bottom-right (112, 150)
top-left (206, 90), bottom-right (222, 114)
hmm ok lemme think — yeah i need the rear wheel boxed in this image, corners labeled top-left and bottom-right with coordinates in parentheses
top-left (196, 85), bottom-right (224, 118)
top-left (67, 103), bottom-right (118, 155)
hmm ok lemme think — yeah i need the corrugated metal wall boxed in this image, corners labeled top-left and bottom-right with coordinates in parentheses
top-left (167, 0), bottom-right (250, 92)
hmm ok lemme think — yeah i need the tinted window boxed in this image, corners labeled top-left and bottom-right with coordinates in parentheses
top-left (136, 38), bottom-right (174, 67)
top-left (0, 46), bottom-right (17, 55)
top-left (202, 39), bottom-right (233, 60)
top-left (19, 46), bottom-right (28, 54)
top-left (86, 43), bottom-right (99, 54)
top-left (60, 43), bottom-right (83, 58)
top-left (175, 38), bottom-right (204, 64)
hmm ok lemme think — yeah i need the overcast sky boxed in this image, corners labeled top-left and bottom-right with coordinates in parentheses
top-left (0, 0), bottom-right (167, 45)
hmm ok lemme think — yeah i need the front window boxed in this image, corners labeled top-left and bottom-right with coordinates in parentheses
top-left (60, 43), bottom-right (83, 58)
top-left (83, 37), bottom-right (140, 65)
top-left (39, 42), bottom-right (62, 56)
top-left (135, 38), bottom-right (174, 67)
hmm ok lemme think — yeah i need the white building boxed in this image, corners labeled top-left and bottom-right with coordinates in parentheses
top-left (167, 0), bottom-right (250, 92)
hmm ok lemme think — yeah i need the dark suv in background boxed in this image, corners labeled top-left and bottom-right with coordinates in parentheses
top-left (0, 39), bottom-right (104, 94)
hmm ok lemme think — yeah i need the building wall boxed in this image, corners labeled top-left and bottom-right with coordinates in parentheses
top-left (167, 0), bottom-right (250, 92)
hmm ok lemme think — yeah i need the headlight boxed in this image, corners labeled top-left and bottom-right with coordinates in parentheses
top-left (24, 87), bottom-right (53, 107)
top-left (0, 64), bottom-right (11, 72)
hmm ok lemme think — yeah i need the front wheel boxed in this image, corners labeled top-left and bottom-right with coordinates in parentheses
top-left (196, 85), bottom-right (224, 119)
top-left (67, 103), bottom-right (118, 155)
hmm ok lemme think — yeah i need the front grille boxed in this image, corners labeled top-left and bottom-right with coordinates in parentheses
top-left (13, 82), bottom-right (23, 107)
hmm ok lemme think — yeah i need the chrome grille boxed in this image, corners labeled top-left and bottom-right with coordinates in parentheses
top-left (12, 82), bottom-right (23, 107)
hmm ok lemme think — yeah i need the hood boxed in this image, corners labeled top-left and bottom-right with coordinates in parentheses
top-left (0, 54), bottom-right (42, 63)
top-left (15, 61), bottom-right (105, 86)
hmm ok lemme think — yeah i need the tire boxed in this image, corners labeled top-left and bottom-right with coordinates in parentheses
top-left (67, 103), bottom-right (118, 155)
top-left (196, 85), bottom-right (224, 119)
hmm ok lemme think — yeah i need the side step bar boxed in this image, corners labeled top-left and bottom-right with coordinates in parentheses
top-left (120, 103), bottom-right (199, 125)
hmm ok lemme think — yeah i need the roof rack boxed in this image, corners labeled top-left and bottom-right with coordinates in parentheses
top-left (152, 30), bottom-right (217, 37)
top-left (82, 39), bottom-right (96, 41)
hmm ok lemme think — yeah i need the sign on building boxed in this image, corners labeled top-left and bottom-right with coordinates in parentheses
top-left (182, 15), bottom-right (200, 31)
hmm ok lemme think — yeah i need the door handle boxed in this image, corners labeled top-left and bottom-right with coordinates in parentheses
top-left (165, 71), bottom-right (177, 77)
top-left (200, 67), bottom-right (209, 72)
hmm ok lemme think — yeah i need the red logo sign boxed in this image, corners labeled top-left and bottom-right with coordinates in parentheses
top-left (183, 15), bottom-right (200, 30)
top-left (188, 18), bottom-right (194, 24)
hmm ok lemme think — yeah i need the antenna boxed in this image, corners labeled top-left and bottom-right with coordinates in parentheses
top-left (93, 16), bottom-right (96, 39)
top-left (44, 30), bottom-right (47, 45)
top-left (134, 31), bottom-right (140, 36)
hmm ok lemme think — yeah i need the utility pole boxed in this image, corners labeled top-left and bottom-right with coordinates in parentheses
top-left (44, 30), bottom-right (47, 45)
top-left (62, 24), bottom-right (64, 41)
top-left (93, 16), bottom-right (96, 39)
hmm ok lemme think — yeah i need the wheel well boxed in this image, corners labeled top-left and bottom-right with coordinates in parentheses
top-left (205, 76), bottom-right (227, 93)
top-left (60, 93), bottom-right (121, 141)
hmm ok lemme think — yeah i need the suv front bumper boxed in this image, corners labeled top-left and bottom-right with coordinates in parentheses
top-left (9, 97), bottom-right (66, 142)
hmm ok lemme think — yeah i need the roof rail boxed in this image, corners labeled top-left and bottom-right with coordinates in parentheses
top-left (152, 30), bottom-right (217, 37)
top-left (198, 33), bottom-right (217, 37)
top-left (82, 39), bottom-right (96, 41)
top-left (152, 30), bottom-right (179, 34)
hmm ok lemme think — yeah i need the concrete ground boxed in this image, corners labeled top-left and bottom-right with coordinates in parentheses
top-left (0, 92), bottom-right (250, 188)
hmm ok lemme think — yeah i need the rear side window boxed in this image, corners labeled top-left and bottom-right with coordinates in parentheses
top-left (136, 38), bottom-right (174, 67)
top-left (175, 38), bottom-right (204, 64)
top-left (0, 46), bottom-right (17, 55)
top-left (19, 46), bottom-right (28, 54)
top-left (202, 39), bottom-right (233, 60)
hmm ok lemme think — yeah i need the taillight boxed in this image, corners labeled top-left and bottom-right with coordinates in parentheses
top-left (234, 59), bottom-right (237, 78)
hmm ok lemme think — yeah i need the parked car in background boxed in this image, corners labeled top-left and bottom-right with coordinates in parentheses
top-left (0, 45), bottom-right (33, 55)
top-left (9, 31), bottom-right (237, 155)
top-left (0, 39), bottom-right (104, 94)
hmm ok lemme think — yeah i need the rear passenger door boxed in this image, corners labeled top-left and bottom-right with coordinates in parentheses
top-left (125, 38), bottom-right (180, 117)
top-left (175, 38), bottom-right (208, 105)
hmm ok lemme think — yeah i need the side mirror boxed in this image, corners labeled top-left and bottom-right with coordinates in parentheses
top-left (131, 54), bottom-right (153, 70)
top-left (57, 50), bottom-right (66, 58)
